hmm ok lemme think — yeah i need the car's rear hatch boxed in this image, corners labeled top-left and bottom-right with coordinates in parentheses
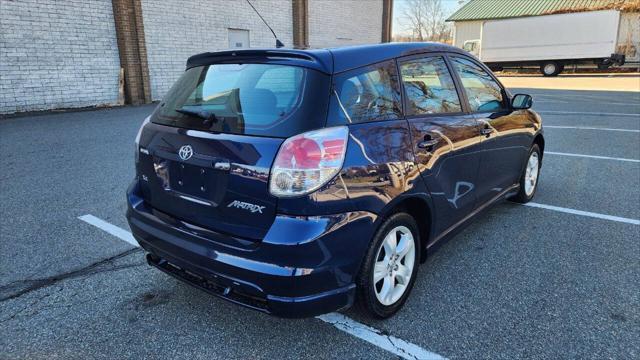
top-left (136, 57), bottom-right (330, 240)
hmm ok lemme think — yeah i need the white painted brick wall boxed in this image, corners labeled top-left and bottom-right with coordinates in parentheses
top-left (0, 0), bottom-right (121, 114)
top-left (308, 0), bottom-right (383, 48)
top-left (141, 0), bottom-right (294, 101)
top-left (0, 0), bottom-right (384, 113)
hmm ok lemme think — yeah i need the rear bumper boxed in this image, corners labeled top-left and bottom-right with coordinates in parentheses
top-left (126, 180), bottom-right (377, 318)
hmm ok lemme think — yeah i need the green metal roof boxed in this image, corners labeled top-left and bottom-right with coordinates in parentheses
top-left (447, 0), bottom-right (629, 22)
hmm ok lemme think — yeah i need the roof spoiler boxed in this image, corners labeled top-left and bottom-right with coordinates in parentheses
top-left (186, 49), bottom-right (332, 73)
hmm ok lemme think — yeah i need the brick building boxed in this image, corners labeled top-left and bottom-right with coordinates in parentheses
top-left (0, 0), bottom-right (393, 114)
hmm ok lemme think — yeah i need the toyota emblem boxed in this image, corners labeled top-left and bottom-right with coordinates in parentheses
top-left (178, 145), bottom-right (193, 161)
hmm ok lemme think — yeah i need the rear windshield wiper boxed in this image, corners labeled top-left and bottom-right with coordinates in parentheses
top-left (175, 107), bottom-right (219, 125)
top-left (175, 107), bottom-right (207, 119)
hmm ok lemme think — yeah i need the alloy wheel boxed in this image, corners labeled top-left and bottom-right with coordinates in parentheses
top-left (373, 225), bottom-right (416, 306)
top-left (524, 151), bottom-right (540, 196)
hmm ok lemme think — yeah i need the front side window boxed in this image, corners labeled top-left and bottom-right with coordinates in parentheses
top-left (151, 63), bottom-right (330, 137)
top-left (451, 57), bottom-right (505, 112)
top-left (400, 56), bottom-right (462, 115)
top-left (331, 60), bottom-right (402, 123)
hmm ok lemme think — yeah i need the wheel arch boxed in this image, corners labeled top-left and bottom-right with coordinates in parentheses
top-left (533, 132), bottom-right (545, 162)
top-left (374, 194), bottom-right (434, 263)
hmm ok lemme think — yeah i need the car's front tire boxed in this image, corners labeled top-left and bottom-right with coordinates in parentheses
top-left (356, 212), bottom-right (420, 318)
top-left (510, 144), bottom-right (541, 203)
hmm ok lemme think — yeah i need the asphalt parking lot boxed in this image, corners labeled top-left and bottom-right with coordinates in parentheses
top-left (1, 84), bottom-right (639, 359)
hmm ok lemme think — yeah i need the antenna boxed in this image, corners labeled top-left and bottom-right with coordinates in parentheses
top-left (245, 0), bottom-right (285, 48)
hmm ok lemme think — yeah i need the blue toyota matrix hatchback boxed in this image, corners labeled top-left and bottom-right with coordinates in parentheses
top-left (126, 43), bottom-right (544, 318)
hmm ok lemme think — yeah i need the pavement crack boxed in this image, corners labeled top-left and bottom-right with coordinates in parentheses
top-left (0, 248), bottom-right (143, 302)
top-left (0, 291), bottom-right (52, 323)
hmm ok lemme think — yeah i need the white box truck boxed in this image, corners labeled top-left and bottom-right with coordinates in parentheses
top-left (462, 10), bottom-right (626, 76)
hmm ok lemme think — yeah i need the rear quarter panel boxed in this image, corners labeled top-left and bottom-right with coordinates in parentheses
top-left (276, 120), bottom-right (426, 217)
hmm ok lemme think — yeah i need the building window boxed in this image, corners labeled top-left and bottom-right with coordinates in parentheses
top-left (228, 29), bottom-right (250, 49)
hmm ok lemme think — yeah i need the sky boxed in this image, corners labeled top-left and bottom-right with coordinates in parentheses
top-left (392, 0), bottom-right (467, 36)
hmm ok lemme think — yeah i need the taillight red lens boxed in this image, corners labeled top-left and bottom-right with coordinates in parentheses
top-left (274, 138), bottom-right (322, 169)
top-left (269, 126), bottom-right (349, 197)
top-left (322, 139), bottom-right (346, 161)
top-left (134, 116), bottom-right (150, 162)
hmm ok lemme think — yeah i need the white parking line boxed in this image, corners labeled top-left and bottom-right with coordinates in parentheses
top-left (78, 214), bottom-right (138, 246)
top-left (536, 100), bottom-right (639, 107)
top-left (523, 203), bottom-right (640, 225)
top-left (535, 99), bottom-right (570, 104)
top-left (538, 111), bottom-right (640, 117)
top-left (532, 93), bottom-right (635, 102)
top-left (79, 214), bottom-right (445, 360)
top-left (545, 125), bottom-right (640, 133)
top-left (317, 313), bottom-right (446, 360)
top-left (545, 152), bottom-right (640, 163)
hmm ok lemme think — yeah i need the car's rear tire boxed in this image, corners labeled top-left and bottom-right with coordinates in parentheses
top-left (540, 61), bottom-right (562, 76)
top-left (356, 212), bottom-right (420, 319)
top-left (510, 144), bottom-right (541, 203)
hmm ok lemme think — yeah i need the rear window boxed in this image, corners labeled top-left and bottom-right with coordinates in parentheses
top-left (151, 64), bottom-right (330, 137)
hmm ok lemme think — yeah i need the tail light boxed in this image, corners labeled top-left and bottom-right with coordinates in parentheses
top-left (134, 116), bottom-right (150, 162)
top-left (269, 126), bottom-right (349, 197)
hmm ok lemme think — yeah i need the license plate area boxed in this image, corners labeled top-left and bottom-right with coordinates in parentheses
top-left (167, 161), bottom-right (227, 205)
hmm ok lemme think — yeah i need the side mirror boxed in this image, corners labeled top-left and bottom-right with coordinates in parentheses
top-left (511, 94), bottom-right (533, 110)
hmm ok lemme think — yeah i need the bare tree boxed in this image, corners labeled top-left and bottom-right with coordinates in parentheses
top-left (401, 0), bottom-right (452, 43)
top-left (402, 0), bottom-right (426, 41)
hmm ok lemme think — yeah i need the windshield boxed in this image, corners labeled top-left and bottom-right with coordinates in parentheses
top-left (151, 63), bottom-right (330, 137)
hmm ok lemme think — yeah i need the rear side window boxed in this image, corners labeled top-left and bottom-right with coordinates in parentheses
top-left (450, 57), bottom-right (505, 112)
top-left (400, 56), bottom-right (462, 115)
top-left (330, 60), bottom-right (402, 124)
top-left (151, 63), bottom-right (330, 137)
